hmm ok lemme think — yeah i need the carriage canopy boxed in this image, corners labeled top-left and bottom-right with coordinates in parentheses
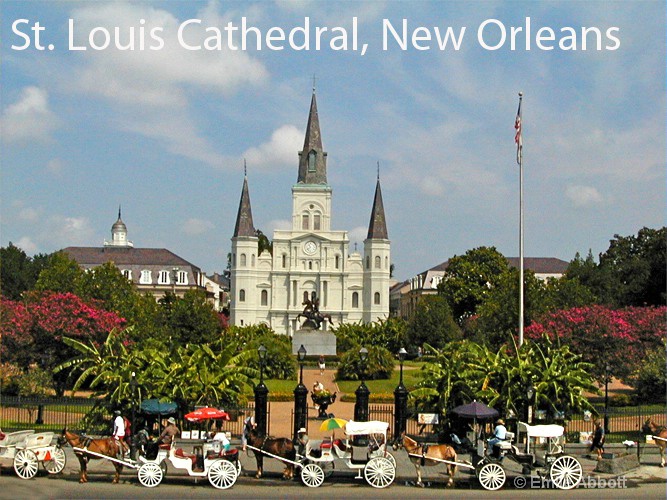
top-left (518, 422), bottom-right (564, 438)
top-left (344, 421), bottom-right (389, 436)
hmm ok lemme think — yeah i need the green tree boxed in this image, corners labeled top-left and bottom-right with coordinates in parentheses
top-left (437, 247), bottom-right (510, 322)
top-left (166, 290), bottom-right (222, 345)
top-left (0, 243), bottom-right (50, 299)
top-left (406, 295), bottom-right (461, 350)
top-left (597, 227), bottom-right (667, 307)
top-left (35, 251), bottom-right (83, 294)
top-left (75, 262), bottom-right (138, 320)
top-left (334, 318), bottom-right (408, 355)
top-left (336, 345), bottom-right (394, 381)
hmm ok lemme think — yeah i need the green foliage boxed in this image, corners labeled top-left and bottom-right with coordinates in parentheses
top-left (16, 364), bottom-right (53, 397)
top-left (334, 318), bottom-right (408, 354)
top-left (406, 295), bottom-right (461, 350)
top-left (336, 345), bottom-right (394, 381)
top-left (0, 362), bottom-right (23, 395)
top-left (245, 333), bottom-right (297, 380)
top-left (166, 289), bottom-right (222, 345)
top-left (35, 251), bottom-right (83, 294)
top-left (75, 262), bottom-right (138, 320)
top-left (411, 337), bottom-right (597, 420)
top-left (437, 246), bottom-right (510, 322)
top-left (0, 243), bottom-right (49, 300)
top-left (631, 345), bottom-right (666, 403)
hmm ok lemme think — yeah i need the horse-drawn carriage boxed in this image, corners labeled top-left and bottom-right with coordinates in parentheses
top-left (475, 422), bottom-right (583, 490)
top-left (246, 420), bottom-right (396, 489)
top-left (300, 420), bottom-right (396, 488)
top-left (0, 430), bottom-right (66, 479)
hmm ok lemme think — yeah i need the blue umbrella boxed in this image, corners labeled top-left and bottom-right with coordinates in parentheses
top-left (140, 399), bottom-right (178, 415)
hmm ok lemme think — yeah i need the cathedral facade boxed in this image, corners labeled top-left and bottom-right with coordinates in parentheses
top-left (230, 92), bottom-right (390, 335)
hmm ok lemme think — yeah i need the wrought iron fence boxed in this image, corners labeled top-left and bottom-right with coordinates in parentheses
top-left (0, 395), bottom-right (266, 439)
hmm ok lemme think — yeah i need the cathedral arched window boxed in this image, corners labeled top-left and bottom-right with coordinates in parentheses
top-left (303, 291), bottom-right (309, 302)
top-left (335, 255), bottom-right (340, 269)
top-left (352, 292), bottom-right (359, 308)
top-left (261, 290), bottom-right (268, 306)
top-left (313, 214), bottom-right (321, 230)
top-left (308, 150), bottom-right (317, 172)
top-left (251, 254), bottom-right (255, 267)
top-left (374, 292), bottom-right (381, 305)
top-left (366, 256), bottom-right (370, 269)
top-left (375, 256), bottom-right (381, 269)
top-left (282, 253), bottom-right (287, 268)
top-left (240, 253), bottom-right (247, 267)
top-left (239, 289), bottom-right (246, 302)
top-left (385, 256), bottom-right (389, 269)
top-left (302, 214), bottom-right (309, 230)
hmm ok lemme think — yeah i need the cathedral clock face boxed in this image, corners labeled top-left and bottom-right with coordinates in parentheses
top-left (303, 241), bottom-right (318, 255)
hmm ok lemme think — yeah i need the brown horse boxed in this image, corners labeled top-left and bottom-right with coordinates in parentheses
top-left (393, 433), bottom-right (458, 487)
top-left (60, 428), bottom-right (124, 483)
top-left (642, 419), bottom-right (667, 467)
top-left (247, 428), bottom-right (296, 479)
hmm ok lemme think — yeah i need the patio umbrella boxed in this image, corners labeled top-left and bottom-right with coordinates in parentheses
top-left (139, 399), bottom-right (178, 416)
top-left (451, 400), bottom-right (499, 449)
top-left (184, 407), bottom-right (231, 422)
top-left (319, 417), bottom-right (347, 432)
top-left (451, 401), bottom-right (499, 420)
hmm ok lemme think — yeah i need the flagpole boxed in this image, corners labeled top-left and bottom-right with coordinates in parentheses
top-left (517, 92), bottom-right (524, 347)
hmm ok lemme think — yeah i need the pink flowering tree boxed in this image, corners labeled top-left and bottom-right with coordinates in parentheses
top-left (525, 305), bottom-right (666, 383)
top-left (0, 291), bottom-right (125, 394)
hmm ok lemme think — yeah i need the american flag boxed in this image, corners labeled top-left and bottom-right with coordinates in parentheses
top-left (515, 96), bottom-right (523, 165)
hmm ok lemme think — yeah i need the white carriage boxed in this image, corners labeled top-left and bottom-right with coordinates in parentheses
top-left (475, 422), bottom-right (583, 491)
top-left (136, 440), bottom-right (241, 489)
top-left (0, 430), bottom-right (66, 479)
top-left (298, 420), bottom-right (396, 489)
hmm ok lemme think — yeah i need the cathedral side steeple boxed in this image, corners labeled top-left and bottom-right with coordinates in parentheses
top-left (297, 91), bottom-right (328, 185)
top-left (367, 175), bottom-right (389, 240)
top-left (233, 172), bottom-right (256, 238)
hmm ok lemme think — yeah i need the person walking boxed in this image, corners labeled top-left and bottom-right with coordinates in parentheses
top-left (590, 419), bottom-right (605, 460)
top-left (318, 355), bottom-right (326, 376)
top-left (241, 415), bottom-right (256, 451)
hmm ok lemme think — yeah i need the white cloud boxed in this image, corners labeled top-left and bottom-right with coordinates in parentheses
top-left (16, 237), bottom-right (38, 254)
top-left (182, 218), bottom-right (215, 235)
top-left (1, 87), bottom-right (57, 143)
top-left (18, 207), bottom-right (40, 222)
top-left (46, 158), bottom-right (64, 175)
top-left (565, 185), bottom-right (604, 207)
top-left (242, 125), bottom-right (302, 169)
top-left (267, 219), bottom-right (291, 232)
top-left (348, 226), bottom-right (367, 248)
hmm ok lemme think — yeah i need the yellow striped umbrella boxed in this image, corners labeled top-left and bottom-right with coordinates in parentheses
top-left (319, 418), bottom-right (347, 432)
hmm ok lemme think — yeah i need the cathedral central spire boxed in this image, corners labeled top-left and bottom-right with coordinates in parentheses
top-left (297, 92), bottom-right (328, 185)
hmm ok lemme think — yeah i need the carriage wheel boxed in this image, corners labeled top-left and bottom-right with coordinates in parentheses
top-left (549, 455), bottom-right (582, 490)
top-left (364, 457), bottom-right (395, 489)
top-left (138, 462), bottom-right (163, 488)
top-left (477, 462), bottom-right (506, 490)
top-left (208, 459), bottom-right (238, 490)
top-left (235, 459), bottom-right (242, 478)
top-left (43, 447), bottom-right (67, 474)
top-left (301, 463), bottom-right (325, 488)
top-left (14, 449), bottom-right (39, 479)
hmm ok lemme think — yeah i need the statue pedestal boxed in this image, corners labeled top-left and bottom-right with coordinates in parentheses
top-left (292, 329), bottom-right (336, 356)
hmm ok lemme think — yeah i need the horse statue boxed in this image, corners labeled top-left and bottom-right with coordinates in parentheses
top-left (60, 428), bottom-right (125, 483)
top-left (296, 297), bottom-right (335, 330)
top-left (247, 428), bottom-right (296, 479)
top-left (393, 433), bottom-right (458, 488)
top-left (642, 418), bottom-right (667, 467)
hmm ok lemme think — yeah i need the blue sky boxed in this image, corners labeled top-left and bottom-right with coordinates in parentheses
top-left (1, 1), bottom-right (665, 281)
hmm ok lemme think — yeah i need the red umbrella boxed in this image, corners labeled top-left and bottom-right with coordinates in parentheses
top-left (184, 407), bottom-right (230, 422)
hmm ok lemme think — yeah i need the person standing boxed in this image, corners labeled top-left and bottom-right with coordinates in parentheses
top-left (318, 355), bottom-right (326, 376)
top-left (590, 419), bottom-right (605, 460)
top-left (241, 415), bottom-right (256, 451)
top-left (112, 410), bottom-right (128, 458)
top-left (296, 427), bottom-right (309, 456)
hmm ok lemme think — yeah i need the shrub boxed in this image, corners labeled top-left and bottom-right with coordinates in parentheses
top-left (631, 347), bottom-right (666, 403)
top-left (336, 345), bottom-right (393, 381)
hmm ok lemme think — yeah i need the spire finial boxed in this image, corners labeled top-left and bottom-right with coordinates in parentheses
top-left (118, 205), bottom-right (122, 220)
top-left (377, 161), bottom-right (380, 180)
top-left (244, 158), bottom-right (247, 176)
top-left (312, 74), bottom-right (317, 94)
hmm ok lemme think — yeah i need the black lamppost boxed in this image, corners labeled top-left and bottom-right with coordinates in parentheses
top-left (130, 371), bottom-right (138, 458)
top-left (293, 345), bottom-right (308, 442)
top-left (526, 383), bottom-right (534, 425)
top-left (254, 345), bottom-right (269, 436)
top-left (393, 348), bottom-right (408, 443)
top-left (354, 347), bottom-right (370, 423)
top-left (604, 364), bottom-right (611, 434)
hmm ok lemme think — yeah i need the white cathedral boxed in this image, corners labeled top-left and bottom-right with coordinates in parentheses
top-left (230, 92), bottom-right (391, 336)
